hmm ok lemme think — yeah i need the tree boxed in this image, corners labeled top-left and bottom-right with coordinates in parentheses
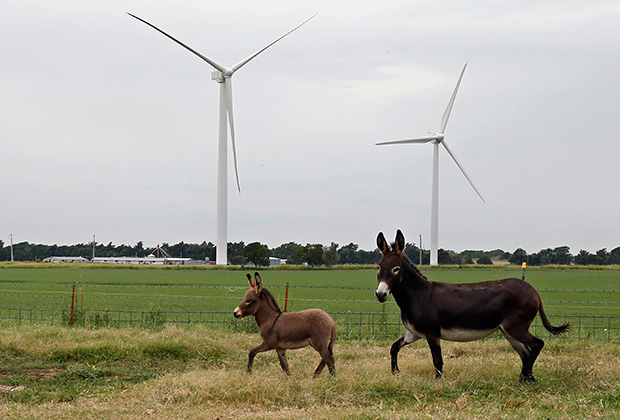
top-left (403, 242), bottom-right (421, 265)
top-left (596, 248), bottom-right (610, 265)
top-left (477, 256), bottom-right (493, 265)
top-left (509, 248), bottom-right (528, 265)
top-left (243, 242), bottom-right (270, 267)
top-left (227, 241), bottom-right (245, 262)
top-left (323, 244), bottom-right (340, 267)
top-left (437, 249), bottom-right (453, 265)
top-left (299, 244), bottom-right (324, 267)
top-left (575, 250), bottom-right (598, 265)
top-left (609, 247), bottom-right (620, 265)
top-left (270, 242), bottom-right (303, 264)
top-left (553, 246), bottom-right (573, 265)
top-left (357, 249), bottom-right (382, 265)
top-left (337, 243), bottom-right (359, 264)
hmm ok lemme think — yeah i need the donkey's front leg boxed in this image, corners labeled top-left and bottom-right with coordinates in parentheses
top-left (426, 336), bottom-right (443, 379)
top-left (248, 341), bottom-right (272, 373)
top-left (390, 331), bottom-right (419, 374)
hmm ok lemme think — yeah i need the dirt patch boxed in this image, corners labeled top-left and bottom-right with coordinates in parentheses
top-left (0, 385), bottom-right (25, 392)
top-left (0, 368), bottom-right (62, 378)
top-left (26, 368), bottom-right (62, 378)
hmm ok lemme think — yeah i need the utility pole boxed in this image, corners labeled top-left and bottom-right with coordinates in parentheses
top-left (9, 234), bottom-right (14, 262)
top-left (92, 235), bottom-right (96, 259)
top-left (419, 234), bottom-right (423, 266)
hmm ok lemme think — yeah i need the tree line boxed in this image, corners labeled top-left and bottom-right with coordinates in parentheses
top-left (1, 239), bottom-right (619, 267)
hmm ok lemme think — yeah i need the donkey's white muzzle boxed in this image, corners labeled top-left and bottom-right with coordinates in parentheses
top-left (375, 282), bottom-right (390, 302)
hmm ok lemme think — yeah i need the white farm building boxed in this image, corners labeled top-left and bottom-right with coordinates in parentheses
top-left (91, 256), bottom-right (193, 265)
top-left (43, 256), bottom-right (90, 264)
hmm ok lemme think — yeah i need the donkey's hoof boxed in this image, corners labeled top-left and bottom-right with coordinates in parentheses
top-left (519, 374), bottom-right (536, 383)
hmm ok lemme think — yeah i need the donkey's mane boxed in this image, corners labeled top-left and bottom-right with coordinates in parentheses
top-left (261, 288), bottom-right (282, 314)
top-left (392, 242), bottom-right (429, 282)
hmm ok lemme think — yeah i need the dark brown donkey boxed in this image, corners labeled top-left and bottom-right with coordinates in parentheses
top-left (233, 272), bottom-right (337, 376)
top-left (375, 230), bottom-right (570, 382)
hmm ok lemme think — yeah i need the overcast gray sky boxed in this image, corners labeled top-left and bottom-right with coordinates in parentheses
top-left (2, 0), bottom-right (620, 254)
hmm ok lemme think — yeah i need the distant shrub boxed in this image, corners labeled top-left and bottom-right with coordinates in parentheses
top-left (476, 256), bottom-right (493, 265)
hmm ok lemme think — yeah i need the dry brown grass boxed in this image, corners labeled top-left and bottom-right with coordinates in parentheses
top-left (0, 326), bottom-right (619, 419)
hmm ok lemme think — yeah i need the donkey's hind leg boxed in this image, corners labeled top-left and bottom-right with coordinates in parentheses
top-left (312, 343), bottom-right (335, 377)
top-left (276, 348), bottom-right (291, 375)
top-left (313, 360), bottom-right (326, 376)
top-left (500, 326), bottom-right (545, 382)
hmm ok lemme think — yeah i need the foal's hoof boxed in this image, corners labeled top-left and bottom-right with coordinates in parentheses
top-left (519, 374), bottom-right (536, 383)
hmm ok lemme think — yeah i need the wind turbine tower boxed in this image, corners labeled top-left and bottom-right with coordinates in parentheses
top-left (376, 64), bottom-right (485, 265)
top-left (128, 13), bottom-right (315, 265)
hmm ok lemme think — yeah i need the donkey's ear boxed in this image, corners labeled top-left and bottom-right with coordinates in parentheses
top-left (254, 272), bottom-right (262, 293)
top-left (394, 230), bottom-right (405, 255)
top-left (377, 232), bottom-right (390, 255)
top-left (246, 273), bottom-right (256, 289)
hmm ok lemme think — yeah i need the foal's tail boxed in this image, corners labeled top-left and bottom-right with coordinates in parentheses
top-left (328, 324), bottom-right (337, 355)
top-left (539, 302), bottom-right (571, 335)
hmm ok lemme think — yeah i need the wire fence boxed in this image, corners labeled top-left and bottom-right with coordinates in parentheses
top-left (0, 306), bottom-right (618, 342)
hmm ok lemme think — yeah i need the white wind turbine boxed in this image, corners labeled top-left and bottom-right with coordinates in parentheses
top-left (128, 13), bottom-right (315, 265)
top-left (376, 63), bottom-right (485, 266)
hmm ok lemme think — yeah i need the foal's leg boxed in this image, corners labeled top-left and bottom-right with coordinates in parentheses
top-left (390, 331), bottom-right (419, 374)
top-left (426, 336), bottom-right (443, 379)
top-left (311, 341), bottom-right (335, 377)
top-left (276, 348), bottom-right (291, 375)
top-left (247, 341), bottom-right (272, 373)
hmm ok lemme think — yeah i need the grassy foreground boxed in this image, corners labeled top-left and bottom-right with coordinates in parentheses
top-left (0, 325), bottom-right (619, 419)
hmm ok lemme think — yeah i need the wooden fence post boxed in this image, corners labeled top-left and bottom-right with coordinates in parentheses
top-left (70, 281), bottom-right (76, 326)
top-left (284, 283), bottom-right (289, 312)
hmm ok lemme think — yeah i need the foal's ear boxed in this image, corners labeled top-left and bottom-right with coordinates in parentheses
top-left (394, 230), bottom-right (405, 255)
top-left (246, 273), bottom-right (256, 289)
top-left (377, 232), bottom-right (390, 255)
top-left (254, 272), bottom-right (263, 293)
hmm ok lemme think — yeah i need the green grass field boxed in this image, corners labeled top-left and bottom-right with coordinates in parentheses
top-left (0, 264), bottom-right (618, 313)
top-left (0, 264), bottom-right (618, 339)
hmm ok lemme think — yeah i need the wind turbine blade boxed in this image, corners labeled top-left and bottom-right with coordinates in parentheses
top-left (440, 63), bottom-right (467, 134)
top-left (441, 140), bottom-right (485, 202)
top-left (127, 12), bottom-right (227, 73)
top-left (231, 13), bottom-right (317, 72)
top-left (224, 78), bottom-right (241, 193)
top-left (376, 135), bottom-right (441, 146)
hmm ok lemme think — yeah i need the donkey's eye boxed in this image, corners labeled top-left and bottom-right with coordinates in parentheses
top-left (392, 267), bottom-right (401, 275)
top-left (245, 300), bottom-right (253, 305)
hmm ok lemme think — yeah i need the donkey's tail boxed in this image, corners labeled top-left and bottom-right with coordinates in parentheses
top-left (328, 324), bottom-right (337, 355)
top-left (539, 302), bottom-right (571, 335)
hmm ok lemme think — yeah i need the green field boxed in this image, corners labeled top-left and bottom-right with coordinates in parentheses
top-left (0, 264), bottom-right (618, 313)
top-left (0, 264), bottom-right (618, 339)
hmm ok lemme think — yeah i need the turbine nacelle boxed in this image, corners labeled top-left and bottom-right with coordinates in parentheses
top-left (431, 133), bottom-right (444, 144)
top-left (211, 67), bottom-right (234, 82)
